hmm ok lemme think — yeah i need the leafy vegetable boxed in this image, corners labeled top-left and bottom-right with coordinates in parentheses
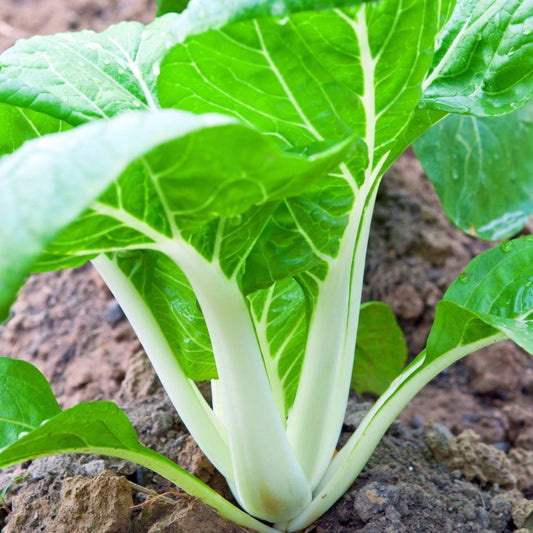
top-left (420, 0), bottom-right (533, 116)
top-left (415, 102), bottom-right (533, 240)
top-left (0, 0), bottom-right (532, 531)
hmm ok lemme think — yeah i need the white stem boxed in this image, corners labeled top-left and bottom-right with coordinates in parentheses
top-left (211, 379), bottom-right (225, 425)
top-left (161, 240), bottom-right (311, 523)
top-left (286, 176), bottom-right (380, 490)
top-left (284, 333), bottom-right (507, 531)
top-left (91, 255), bottom-right (232, 479)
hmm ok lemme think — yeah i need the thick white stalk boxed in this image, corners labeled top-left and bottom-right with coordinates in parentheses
top-left (211, 378), bottom-right (225, 424)
top-left (286, 178), bottom-right (379, 490)
top-left (91, 255), bottom-right (232, 479)
top-left (161, 240), bottom-right (311, 523)
top-left (284, 333), bottom-right (507, 531)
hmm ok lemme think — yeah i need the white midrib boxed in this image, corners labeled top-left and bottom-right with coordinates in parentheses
top-left (91, 253), bottom-right (232, 479)
top-left (108, 37), bottom-right (159, 110)
top-left (286, 4), bottom-right (383, 489)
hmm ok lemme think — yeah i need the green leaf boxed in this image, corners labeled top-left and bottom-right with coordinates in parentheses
top-left (33, 127), bottom-right (355, 273)
top-left (0, 1), bottom-right (363, 126)
top-left (0, 358), bottom-right (61, 449)
top-left (429, 237), bottom-right (533, 357)
top-left (437, 0), bottom-right (457, 30)
top-left (415, 102), bottom-right (533, 241)
top-left (351, 302), bottom-right (407, 395)
top-left (0, 401), bottom-right (145, 465)
top-left (4, 109), bottom-right (339, 319)
top-left (412, 237), bottom-right (533, 370)
top-left (0, 104), bottom-right (70, 157)
top-left (421, 0), bottom-right (533, 116)
top-left (241, 179), bottom-right (356, 292)
top-left (0, 357), bottom-right (276, 533)
top-left (113, 250), bottom-right (216, 381)
top-left (156, 0), bottom-right (189, 16)
top-left (248, 279), bottom-right (307, 416)
top-left (159, 0), bottom-right (440, 287)
top-left (159, 2), bottom-right (437, 158)
top-left (0, 16), bottom-right (185, 124)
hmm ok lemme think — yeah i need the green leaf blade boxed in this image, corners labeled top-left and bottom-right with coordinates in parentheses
top-left (415, 103), bottom-right (533, 241)
top-left (0, 358), bottom-right (61, 450)
top-left (0, 103), bottom-right (71, 157)
top-left (351, 302), bottom-right (407, 395)
top-left (156, 0), bottom-right (190, 16)
top-left (421, 0), bottom-right (533, 116)
top-left (0, 109), bottom-right (241, 319)
top-left (249, 279), bottom-right (307, 416)
top-left (427, 237), bottom-right (533, 361)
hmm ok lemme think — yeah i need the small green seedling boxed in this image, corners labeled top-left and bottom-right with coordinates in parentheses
top-left (0, 1), bottom-right (532, 531)
top-left (0, 475), bottom-right (30, 515)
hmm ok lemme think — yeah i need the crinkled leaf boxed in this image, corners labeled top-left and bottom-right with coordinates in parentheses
top-left (421, 0), bottom-right (533, 116)
top-left (0, 357), bottom-right (61, 450)
top-left (351, 302), bottom-right (407, 395)
top-left (415, 102), bottom-right (533, 241)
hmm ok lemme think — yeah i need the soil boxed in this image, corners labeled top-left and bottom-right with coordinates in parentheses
top-left (1, 2), bottom-right (533, 532)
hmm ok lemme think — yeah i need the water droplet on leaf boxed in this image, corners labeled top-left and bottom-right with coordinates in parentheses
top-left (501, 241), bottom-right (513, 253)
top-left (459, 272), bottom-right (470, 284)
